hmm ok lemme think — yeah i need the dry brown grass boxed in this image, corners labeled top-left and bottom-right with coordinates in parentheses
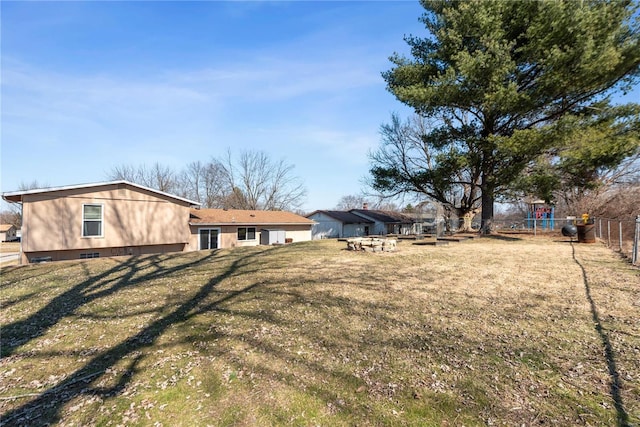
top-left (0, 242), bottom-right (20, 253)
top-left (0, 236), bottom-right (638, 426)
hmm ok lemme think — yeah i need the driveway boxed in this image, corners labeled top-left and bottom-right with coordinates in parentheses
top-left (0, 252), bottom-right (20, 263)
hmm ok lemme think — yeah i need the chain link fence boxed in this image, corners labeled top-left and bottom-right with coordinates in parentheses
top-left (491, 218), bottom-right (576, 233)
top-left (594, 215), bottom-right (640, 265)
top-left (491, 216), bottom-right (640, 266)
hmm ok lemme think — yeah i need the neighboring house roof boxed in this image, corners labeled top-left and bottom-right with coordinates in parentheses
top-left (190, 209), bottom-right (315, 226)
top-left (1, 180), bottom-right (200, 206)
top-left (350, 209), bottom-right (415, 224)
top-left (0, 224), bottom-right (16, 232)
top-left (306, 210), bottom-right (374, 224)
top-left (403, 212), bottom-right (438, 221)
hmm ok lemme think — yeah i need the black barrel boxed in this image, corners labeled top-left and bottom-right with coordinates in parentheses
top-left (577, 224), bottom-right (596, 243)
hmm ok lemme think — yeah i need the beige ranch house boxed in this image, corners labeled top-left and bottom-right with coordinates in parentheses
top-left (2, 181), bottom-right (314, 264)
top-left (189, 208), bottom-right (314, 250)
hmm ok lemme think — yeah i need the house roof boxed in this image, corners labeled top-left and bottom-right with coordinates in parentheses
top-left (350, 209), bottom-right (415, 224)
top-left (1, 180), bottom-right (201, 206)
top-left (306, 210), bottom-right (374, 224)
top-left (0, 224), bottom-right (16, 232)
top-left (189, 208), bottom-right (315, 226)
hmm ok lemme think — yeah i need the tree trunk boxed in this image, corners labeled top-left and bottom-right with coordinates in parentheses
top-left (460, 211), bottom-right (475, 232)
top-left (479, 147), bottom-right (496, 235)
top-left (480, 190), bottom-right (494, 234)
top-left (456, 208), bottom-right (477, 232)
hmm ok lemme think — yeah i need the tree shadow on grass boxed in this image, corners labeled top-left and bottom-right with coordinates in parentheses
top-left (481, 234), bottom-right (523, 242)
top-left (571, 242), bottom-right (630, 427)
top-left (1, 252), bottom-right (216, 358)
top-left (0, 249), bottom-right (266, 426)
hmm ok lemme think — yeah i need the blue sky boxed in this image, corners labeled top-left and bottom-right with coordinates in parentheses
top-left (2, 1), bottom-right (638, 212)
top-left (1, 1), bottom-right (425, 211)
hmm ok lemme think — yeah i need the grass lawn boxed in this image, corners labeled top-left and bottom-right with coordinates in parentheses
top-left (1, 236), bottom-right (638, 426)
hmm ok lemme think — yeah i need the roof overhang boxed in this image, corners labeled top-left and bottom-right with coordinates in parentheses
top-left (189, 222), bottom-right (314, 227)
top-left (307, 210), bottom-right (374, 224)
top-left (2, 180), bottom-right (201, 206)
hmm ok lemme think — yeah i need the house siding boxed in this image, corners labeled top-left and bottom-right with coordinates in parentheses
top-left (284, 227), bottom-right (312, 243)
top-left (350, 213), bottom-right (387, 235)
top-left (349, 211), bottom-right (415, 235)
top-left (20, 184), bottom-right (192, 261)
top-left (309, 212), bottom-right (343, 239)
top-left (188, 224), bottom-right (311, 250)
top-left (343, 224), bottom-right (369, 238)
top-left (307, 211), bottom-right (375, 239)
top-left (310, 221), bottom-right (370, 239)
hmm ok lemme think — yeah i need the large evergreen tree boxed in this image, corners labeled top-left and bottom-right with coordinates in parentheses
top-left (375, 0), bottom-right (640, 233)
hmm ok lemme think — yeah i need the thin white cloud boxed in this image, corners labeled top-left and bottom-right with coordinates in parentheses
top-left (169, 53), bottom-right (383, 102)
top-left (3, 45), bottom-right (384, 124)
top-left (3, 59), bottom-right (211, 122)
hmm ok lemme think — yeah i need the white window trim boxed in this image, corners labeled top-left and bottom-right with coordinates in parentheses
top-left (237, 227), bottom-right (257, 241)
top-left (82, 203), bottom-right (104, 238)
top-left (198, 227), bottom-right (221, 250)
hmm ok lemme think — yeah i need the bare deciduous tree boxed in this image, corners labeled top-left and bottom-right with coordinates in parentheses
top-left (107, 162), bottom-right (177, 194)
top-left (176, 161), bottom-right (204, 203)
top-left (1, 180), bottom-right (48, 228)
top-left (218, 150), bottom-right (306, 211)
top-left (372, 200), bottom-right (402, 212)
top-left (176, 161), bottom-right (229, 208)
top-left (335, 195), bottom-right (367, 210)
top-left (106, 164), bottom-right (138, 183)
top-left (0, 209), bottom-right (22, 228)
top-left (106, 150), bottom-right (306, 211)
top-left (554, 154), bottom-right (640, 217)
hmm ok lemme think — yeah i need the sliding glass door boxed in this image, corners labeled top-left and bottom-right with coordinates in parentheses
top-left (199, 229), bottom-right (220, 250)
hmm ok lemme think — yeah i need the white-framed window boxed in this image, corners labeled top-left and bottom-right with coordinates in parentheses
top-left (82, 204), bottom-right (103, 237)
top-left (237, 227), bottom-right (256, 241)
top-left (199, 228), bottom-right (220, 250)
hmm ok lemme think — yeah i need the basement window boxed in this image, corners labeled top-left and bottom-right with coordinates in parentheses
top-left (237, 227), bottom-right (256, 241)
top-left (80, 252), bottom-right (100, 259)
